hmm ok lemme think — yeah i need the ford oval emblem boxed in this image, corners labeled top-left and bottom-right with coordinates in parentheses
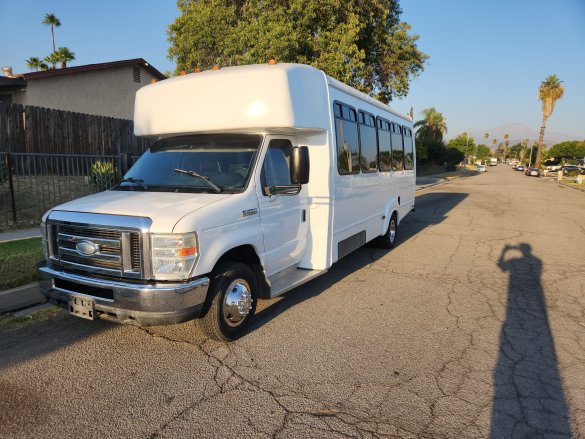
top-left (76, 240), bottom-right (99, 256)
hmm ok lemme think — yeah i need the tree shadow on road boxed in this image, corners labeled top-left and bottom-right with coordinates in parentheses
top-left (252, 191), bottom-right (468, 332)
top-left (490, 243), bottom-right (571, 437)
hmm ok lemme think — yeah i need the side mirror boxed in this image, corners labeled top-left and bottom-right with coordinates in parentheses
top-left (291, 146), bottom-right (310, 185)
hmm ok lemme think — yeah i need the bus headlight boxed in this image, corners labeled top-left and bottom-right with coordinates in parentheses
top-left (151, 233), bottom-right (199, 280)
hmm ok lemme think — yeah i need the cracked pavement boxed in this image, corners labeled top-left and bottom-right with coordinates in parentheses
top-left (1, 166), bottom-right (584, 438)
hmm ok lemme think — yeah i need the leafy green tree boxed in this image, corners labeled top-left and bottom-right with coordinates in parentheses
top-left (447, 133), bottom-right (475, 154)
top-left (167, 0), bottom-right (428, 102)
top-left (42, 13), bottom-right (61, 53)
top-left (548, 141), bottom-right (585, 163)
top-left (475, 144), bottom-right (491, 160)
top-left (56, 47), bottom-right (75, 68)
top-left (442, 147), bottom-right (464, 165)
top-left (536, 75), bottom-right (564, 166)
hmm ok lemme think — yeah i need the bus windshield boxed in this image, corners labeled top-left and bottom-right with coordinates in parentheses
top-left (116, 134), bottom-right (262, 193)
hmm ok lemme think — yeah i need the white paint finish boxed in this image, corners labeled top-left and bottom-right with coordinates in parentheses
top-left (53, 190), bottom-right (232, 234)
top-left (172, 188), bottom-right (265, 277)
top-left (254, 135), bottom-right (309, 277)
top-left (49, 62), bottom-right (415, 287)
top-left (134, 64), bottom-right (331, 136)
top-left (326, 86), bottom-right (414, 263)
top-left (12, 65), bottom-right (158, 119)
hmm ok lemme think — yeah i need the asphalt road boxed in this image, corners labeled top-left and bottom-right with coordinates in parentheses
top-left (1, 166), bottom-right (584, 438)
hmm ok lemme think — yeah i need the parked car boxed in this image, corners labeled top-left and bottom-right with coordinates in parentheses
top-left (477, 164), bottom-right (487, 173)
top-left (559, 165), bottom-right (582, 177)
top-left (516, 165), bottom-right (525, 171)
top-left (525, 167), bottom-right (540, 177)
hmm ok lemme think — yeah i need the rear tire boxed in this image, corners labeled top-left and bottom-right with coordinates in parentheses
top-left (199, 262), bottom-right (257, 341)
top-left (377, 212), bottom-right (398, 249)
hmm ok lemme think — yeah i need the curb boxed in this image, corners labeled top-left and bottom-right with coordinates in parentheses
top-left (0, 282), bottom-right (46, 313)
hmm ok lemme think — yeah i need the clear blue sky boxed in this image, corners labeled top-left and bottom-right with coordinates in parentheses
top-left (1, 0), bottom-right (583, 141)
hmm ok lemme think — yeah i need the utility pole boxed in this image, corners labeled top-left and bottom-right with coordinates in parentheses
top-left (464, 131), bottom-right (469, 166)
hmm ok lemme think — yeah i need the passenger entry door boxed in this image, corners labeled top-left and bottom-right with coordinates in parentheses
top-left (256, 136), bottom-right (308, 277)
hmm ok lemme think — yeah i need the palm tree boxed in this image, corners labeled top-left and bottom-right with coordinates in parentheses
top-left (413, 107), bottom-right (447, 144)
top-left (26, 57), bottom-right (43, 72)
top-left (504, 133), bottom-right (510, 160)
top-left (44, 52), bottom-right (60, 69)
top-left (42, 13), bottom-right (61, 53)
top-left (536, 75), bottom-right (564, 166)
top-left (56, 47), bottom-right (75, 68)
top-left (484, 133), bottom-right (489, 141)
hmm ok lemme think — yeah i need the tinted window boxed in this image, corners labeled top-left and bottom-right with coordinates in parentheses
top-left (391, 124), bottom-right (404, 171)
top-left (335, 104), bottom-right (360, 175)
top-left (335, 118), bottom-right (360, 174)
top-left (378, 118), bottom-right (392, 172)
top-left (261, 139), bottom-right (293, 193)
top-left (403, 127), bottom-right (414, 170)
top-left (359, 111), bottom-right (377, 173)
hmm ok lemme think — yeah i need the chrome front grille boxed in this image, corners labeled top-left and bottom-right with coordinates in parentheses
top-left (49, 223), bottom-right (143, 279)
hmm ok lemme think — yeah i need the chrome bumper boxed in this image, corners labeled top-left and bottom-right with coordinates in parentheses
top-left (38, 266), bottom-right (209, 326)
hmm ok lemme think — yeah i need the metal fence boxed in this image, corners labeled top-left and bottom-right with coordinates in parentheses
top-left (0, 152), bottom-right (131, 228)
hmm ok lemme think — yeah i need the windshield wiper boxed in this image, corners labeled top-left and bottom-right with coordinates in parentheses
top-left (118, 178), bottom-right (147, 189)
top-left (174, 168), bottom-right (222, 193)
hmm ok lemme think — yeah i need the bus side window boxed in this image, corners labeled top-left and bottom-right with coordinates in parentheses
top-left (334, 103), bottom-right (360, 175)
top-left (390, 123), bottom-right (404, 171)
top-left (377, 118), bottom-right (392, 172)
top-left (358, 111), bottom-right (377, 173)
top-left (403, 127), bottom-right (414, 170)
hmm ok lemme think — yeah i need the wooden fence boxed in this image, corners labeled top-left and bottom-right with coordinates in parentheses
top-left (0, 102), bottom-right (154, 155)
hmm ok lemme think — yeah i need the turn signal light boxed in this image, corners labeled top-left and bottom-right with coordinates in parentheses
top-left (211, 65), bottom-right (220, 71)
top-left (179, 70), bottom-right (187, 76)
top-left (268, 59), bottom-right (277, 65)
top-left (178, 247), bottom-right (197, 257)
top-left (194, 67), bottom-right (201, 73)
top-left (150, 79), bottom-right (157, 84)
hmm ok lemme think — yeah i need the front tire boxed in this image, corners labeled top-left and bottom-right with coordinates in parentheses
top-left (199, 262), bottom-right (257, 341)
top-left (377, 212), bottom-right (398, 249)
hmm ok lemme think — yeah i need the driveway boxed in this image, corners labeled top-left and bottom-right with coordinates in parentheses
top-left (1, 166), bottom-right (584, 438)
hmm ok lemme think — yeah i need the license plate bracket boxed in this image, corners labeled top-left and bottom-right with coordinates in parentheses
top-left (68, 295), bottom-right (95, 320)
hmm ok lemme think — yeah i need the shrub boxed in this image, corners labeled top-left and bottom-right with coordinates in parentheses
top-left (90, 160), bottom-right (119, 191)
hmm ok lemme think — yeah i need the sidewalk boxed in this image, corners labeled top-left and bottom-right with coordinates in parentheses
top-left (0, 227), bottom-right (41, 243)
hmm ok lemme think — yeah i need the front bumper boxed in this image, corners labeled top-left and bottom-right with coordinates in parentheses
top-left (38, 266), bottom-right (209, 326)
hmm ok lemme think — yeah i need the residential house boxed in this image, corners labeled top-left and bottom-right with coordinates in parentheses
top-left (0, 59), bottom-right (166, 119)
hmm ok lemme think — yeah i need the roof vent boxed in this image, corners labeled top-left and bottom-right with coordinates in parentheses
top-left (1, 66), bottom-right (14, 77)
top-left (133, 65), bottom-right (141, 83)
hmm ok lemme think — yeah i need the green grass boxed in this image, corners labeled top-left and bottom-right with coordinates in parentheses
top-left (0, 237), bottom-right (43, 290)
top-left (0, 306), bottom-right (62, 331)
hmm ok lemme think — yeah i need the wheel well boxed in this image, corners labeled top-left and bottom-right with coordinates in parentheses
top-left (213, 245), bottom-right (270, 299)
top-left (215, 245), bottom-right (260, 269)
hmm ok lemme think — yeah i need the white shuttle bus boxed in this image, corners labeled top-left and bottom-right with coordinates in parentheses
top-left (38, 63), bottom-right (415, 340)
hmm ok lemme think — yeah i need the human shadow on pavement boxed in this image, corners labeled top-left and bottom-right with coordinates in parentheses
top-left (490, 243), bottom-right (571, 438)
top-left (252, 191), bottom-right (468, 332)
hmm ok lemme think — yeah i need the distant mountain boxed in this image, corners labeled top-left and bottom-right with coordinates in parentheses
top-left (465, 124), bottom-right (576, 149)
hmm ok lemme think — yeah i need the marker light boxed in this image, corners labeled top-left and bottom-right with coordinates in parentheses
top-left (268, 59), bottom-right (277, 65)
top-left (194, 68), bottom-right (201, 73)
top-left (180, 70), bottom-right (187, 76)
top-left (211, 65), bottom-right (220, 71)
top-left (150, 79), bottom-right (157, 84)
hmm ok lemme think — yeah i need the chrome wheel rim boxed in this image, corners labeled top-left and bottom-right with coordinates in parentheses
top-left (389, 219), bottom-right (396, 243)
top-left (222, 279), bottom-right (253, 328)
